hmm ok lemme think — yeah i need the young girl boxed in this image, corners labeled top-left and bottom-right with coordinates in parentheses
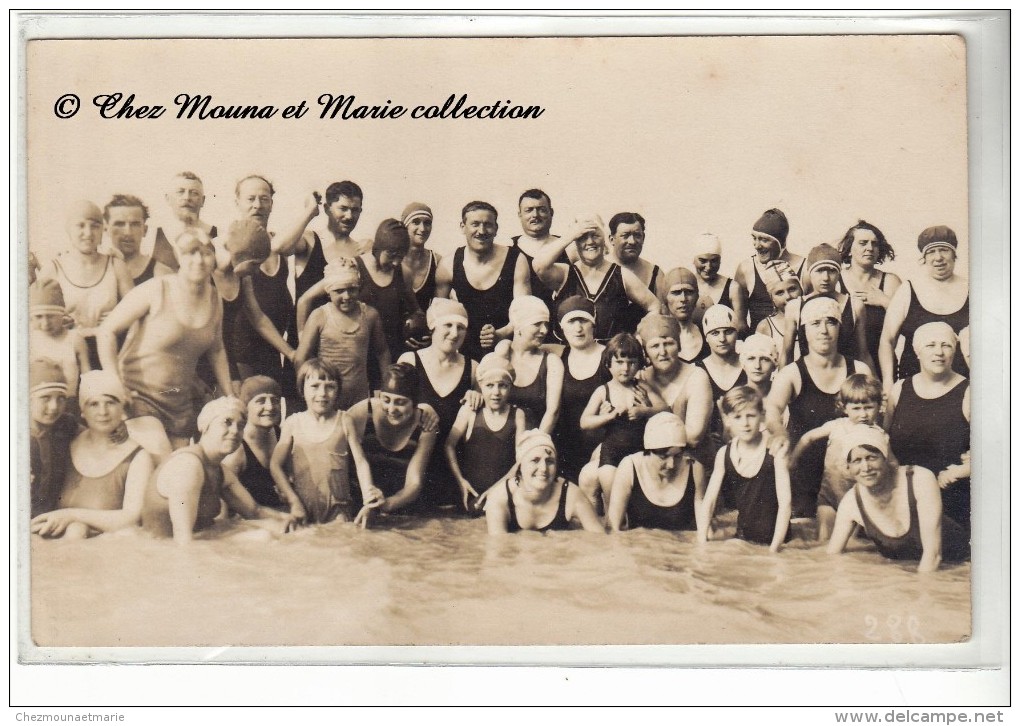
top-left (270, 359), bottom-right (350, 524)
top-left (754, 259), bottom-right (803, 355)
top-left (29, 278), bottom-right (89, 413)
top-left (445, 350), bottom-right (527, 512)
top-left (578, 333), bottom-right (666, 511)
top-left (788, 373), bottom-right (884, 541)
top-left (295, 259), bottom-right (389, 411)
top-left (701, 386), bottom-right (792, 551)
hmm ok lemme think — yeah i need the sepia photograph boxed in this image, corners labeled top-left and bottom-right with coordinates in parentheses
top-left (12, 13), bottom-right (1008, 698)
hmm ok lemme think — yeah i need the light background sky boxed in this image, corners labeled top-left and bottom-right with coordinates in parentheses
top-left (27, 35), bottom-right (968, 284)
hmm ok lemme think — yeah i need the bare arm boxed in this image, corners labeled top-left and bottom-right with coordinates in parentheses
top-left (380, 424), bottom-right (437, 514)
top-left (95, 284), bottom-right (155, 375)
top-left (484, 480), bottom-right (513, 535)
top-left (367, 308), bottom-right (392, 374)
top-left (826, 492), bottom-right (860, 554)
top-left (681, 368), bottom-right (714, 447)
top-left (434, 256), bottom-right (455, 299)
top-left (728, 278), bottom-right (750, 335)
top-left (532, 234), bottom-right (573, 291)
top-left (444, 406), bottom-right (477, 507)
top-left (296, 278), bottom-right (328, 331)
top-left (344, 406), bottom-right (384, 509)
top-left (765, 365), bottom-right (799, 444)
top-left (537, 354), bottom-right (564, 434)
top-left (913, 468), bottom-right (944, 574)
top-left (30, 448), bottom-right (153, 536)
top-left (267, 417), bottom-right (307, 521)
top-left (566, 484), bottom-right (606, 533)
top-left (879, 283), bottom-right (911, 386)
top-left (293, 308), bottom-right (325, 372)
top-left (620, 267), bottom-right (664, 315)
top-left (271, 193), bottom-right (320, 256)
top-left (606, 457), bottom-right (635, 532)
top-left (770, 450), bottom-right (793, 552)
top-left (698, 448), bottom-right (728, 543)
top-left (780, 298), bottom-right (800, 367)
top-left (789, 420), bottom-right (836, 469)
top-left (850, 298), bottom-right (877, 375)
top-left (579, 385), bottom-right (615, 431)
top-left (205, 327), bottom-right (235, 397)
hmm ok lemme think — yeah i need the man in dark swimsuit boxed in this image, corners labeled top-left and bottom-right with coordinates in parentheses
top-left (103, 194), bottom-right (172, 286)
top-left (608, 212), bottom-right (667, 334)
top-left (435, 201), bottom-right (532, 361)
top-left (511, 189), bottom-right (564, 315)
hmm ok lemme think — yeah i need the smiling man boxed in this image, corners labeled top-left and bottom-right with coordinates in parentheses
top-left (435, 201), bottom-right (532, 361)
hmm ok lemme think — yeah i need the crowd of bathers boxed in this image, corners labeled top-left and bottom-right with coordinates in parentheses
top-left (27, 173), bottom-right (972, 571)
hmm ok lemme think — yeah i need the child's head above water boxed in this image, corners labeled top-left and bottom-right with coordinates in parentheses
top-left (297, 358), bottom-right (343, 412)
top-left (602, 332), bottom-right (644, 382)
top-left (30, 359), bottom-right (68, 427)
top-left (720, 385), bottom-right (766, 442)
top-left (476, 351), bottom-right (515, 410)
top-left (835, 373), bottom-right (883, 425)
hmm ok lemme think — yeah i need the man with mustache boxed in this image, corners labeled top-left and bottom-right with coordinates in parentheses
top-left (435, 201), bottom-right (532, 362)
top-left (150, 171), bottom-right (220, 271)
top-left (607, 212), bottom-right (667, 334)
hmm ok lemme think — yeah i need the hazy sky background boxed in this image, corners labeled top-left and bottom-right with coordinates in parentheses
top-left (27, 36), bottom-right (968, 284)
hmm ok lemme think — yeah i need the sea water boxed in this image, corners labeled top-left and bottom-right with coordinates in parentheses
top-left (29, 513), bottom-right (970, 649)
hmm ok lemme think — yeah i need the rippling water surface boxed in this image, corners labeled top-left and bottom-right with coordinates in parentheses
top-left (29, 514), bottom-right (970, 648)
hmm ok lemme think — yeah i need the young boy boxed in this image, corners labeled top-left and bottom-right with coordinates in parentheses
top-left (29, 279), bottom-right (89, 414)
top-left (701, 386), bottom-right (792, 552)
top-left (29, 360), bottom-right (79, 517)
top-left (294, 259), bottom-right (389, 411)
top-left (788, 373), bottom-right (885, 541)
top-left (445, 350), bottom-right (527, 513)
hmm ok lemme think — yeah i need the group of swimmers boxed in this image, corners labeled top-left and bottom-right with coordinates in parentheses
top-left (27, 173), bottom-right (971, 572)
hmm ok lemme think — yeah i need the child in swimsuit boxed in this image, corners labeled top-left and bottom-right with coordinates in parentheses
top-left (28, 359), bottom-right (78, 518)
top-left (445, 350), bottom-right (527, 513)
top-left (789, 373), bottom-right (884, 542)
top-left (295, 259), bottom-right (389, 411)
top-left (578, 333), bottom-right (666, 511)
top-left (29, 279), bottom-right (89, 417)
top-left (270, 359), bottom-right (352, 524)
top-left (701, 386), bottom-right (792, 551)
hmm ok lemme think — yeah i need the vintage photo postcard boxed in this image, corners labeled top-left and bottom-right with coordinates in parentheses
top-left (12, 13), bottom-right (1008, 685)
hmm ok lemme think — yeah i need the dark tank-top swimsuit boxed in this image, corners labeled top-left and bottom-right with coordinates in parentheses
top-left (413, 251), bottom-right (438, 313)
top-left (626, 460), bottom-right (697, 531)
top-left (451, 245), bottom-right (521, 362)
top-left (240, 439), bottom-right (285, 509)
top-left (413, 351), bottom-right (473, 509)
top-left (355, 399), bottom-right (422, 503)
top-left (509, 352), bottom-right (548, 431)
top-left (556, 263), bottom-right (631, 342)
top-left (553, 348), bottom-right (608, 482)
top-left (896, 282), bottom-right (970, 380)
top-left (506, 478), bottom-right (571, 533)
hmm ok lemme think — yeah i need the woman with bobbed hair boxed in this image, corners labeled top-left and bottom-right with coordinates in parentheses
top-left (836, 220), bottom-right (902, 371)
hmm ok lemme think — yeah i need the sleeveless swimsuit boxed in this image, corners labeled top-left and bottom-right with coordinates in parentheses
top-left (794, 294), bottom-right (858, 361)
top-left (721, 443), bottom-right (790, 545)
top-left (748, 257), bottom-right (805, 331)
top-left (889, 377), bottom-right (970, 531)
top-left (618, 264), bottom-right (662, 336)
top-left (317, 302), bottom-right (373, 410)
top-left (412, 250), bottom-right (438, 313)
top-left (451, 245), bottom-right (521, 362)
top-left (233, 255), bottom-right (295, 390)
top-left (460, 406), bottom-right (519, 493)
top-left (787, 355), bottom-right (851, 517)
top-left (355, 399), bottom-right (423, 505)
top-left (142, 444), bottom-right (224, 538)
top-left (860, 271), bottom-right (889, 371)
top-left (509, 352), bottom-right (549, 431)
top-left (239, 439), bottom-right (285, 510)
top-left (896, 281), bottom-right (970, 380)
top-left (506, 478), bottom-right (572, 533)
top-left (510, 236), bottom-right (567, 322)
top-left (289, 231), bottom-right (329, 349)
top-left (553, 349), bottom-right (608, 483)
top-left (119, 276), bottom-right (222, 440)
top-left (854, 467), bottom-right (969, 562)
top-left (355, 255), bottom-right (419, 360)
top-left (556, 262), bottom-right (632, 342)
top-left (624, 454), bottom-right (697, 531)
top-left (52, 255), bottom-right (120, 368)
top-left (288, 411), bottom-right (352, 524)
top-left (694, 277), bottom-right (734, 325)
top-left (678, 328), bottom-right (711, 365)
top-left (696, 359), bottom-right (748, 450)
top-left (598, 383), bottom-right (648, 468)
top-left (412, 351), bottom-right (472, 509)
top-left (57, 443), bottom-right (142, 512)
